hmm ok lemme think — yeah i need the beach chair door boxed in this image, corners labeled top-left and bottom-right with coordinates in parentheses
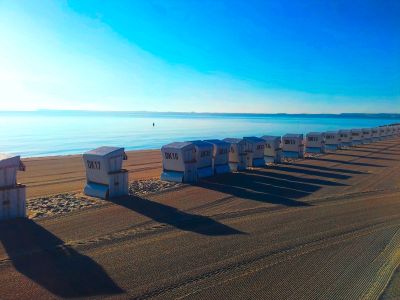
top-left (190, 164), bottom-right (198, 182)
top-left (228, 145), bottom-right (235, 162)
top-left (183, 149), bottom-right (193, 163)
top-left (110, 156), bottom-right (122, 173)
top-left (183, 149), bottom-right (197, 183)
top-left (183, 163), bottom-right (197, 183)
top-left (2, 191), bottom-right (11, 220)
top-left (112, 174), bottom-right (120, 197)
top-left (299, 143), bottom-right (305, 158)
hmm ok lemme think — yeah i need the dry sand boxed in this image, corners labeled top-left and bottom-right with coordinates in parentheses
top-left (19, 149), bottom-right (162, 198)
top-left (1, 138), bottom-right (400, 299)
top-left (27, 179), bottom-right (182, 219)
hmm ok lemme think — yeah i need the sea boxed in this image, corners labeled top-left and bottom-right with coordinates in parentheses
top-left (0, 111), bottom-right (398, 157)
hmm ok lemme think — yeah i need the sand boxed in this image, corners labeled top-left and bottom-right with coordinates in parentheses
top-left (0, 138), bottom-right (400, 299)
top-left (19, 149), bottom-right (162, 198)
top-left (27, 179), bottom-right (183, 219)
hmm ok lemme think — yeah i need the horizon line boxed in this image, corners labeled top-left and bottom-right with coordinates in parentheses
top-left (0, 109), bottom-right (400, 116)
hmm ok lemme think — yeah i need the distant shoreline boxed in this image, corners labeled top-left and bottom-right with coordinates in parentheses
top-left (1, 110), bottom-right (400, 119)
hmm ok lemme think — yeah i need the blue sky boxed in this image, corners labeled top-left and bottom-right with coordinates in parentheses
top-left (0, 0), bottom-right (399, 113)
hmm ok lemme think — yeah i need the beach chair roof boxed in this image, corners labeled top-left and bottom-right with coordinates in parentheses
top-left (243, 136), bottom-right (265, 143)
top-left (190, 140), bottom-right (213, 150)
top-left (162, 142), bottom-right (194, 150)
top-left (223, 138), bottom-right (244, 144)
top-left (204, 139), bottom-right (230, 147)
top-left (283, 133), bottom-right (304, 139)
top-left (84, 146), bottom-right (126, 158)
top-left (307, 132), bottom-right (324, 136)
top-left (0, 153), bottom-right (25, 170)
top-left (0, 153), bottom-right (17, 161)
top-left (261, 135), bottom-right (281, 142)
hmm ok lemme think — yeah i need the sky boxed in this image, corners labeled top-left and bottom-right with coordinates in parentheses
top-left (0, 0), bottom-right (399, 113)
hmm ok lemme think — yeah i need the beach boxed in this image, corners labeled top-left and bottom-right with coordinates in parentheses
top-left (2, 1), bottom-right (399, 298)
top-left (0, 138), bottom-right (400, 299)
top-left (20, 149), bottom-right (162, 198)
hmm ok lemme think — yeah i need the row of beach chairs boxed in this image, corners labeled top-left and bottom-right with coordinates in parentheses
top-left (160, 124), bottom-right (400, 183)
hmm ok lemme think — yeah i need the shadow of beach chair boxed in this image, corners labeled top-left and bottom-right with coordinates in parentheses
top-left (0, 219), bottom-right (123, 298)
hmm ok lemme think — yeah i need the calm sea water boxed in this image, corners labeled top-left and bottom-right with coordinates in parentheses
top-left (0, 111), bottom-right (398, 157)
